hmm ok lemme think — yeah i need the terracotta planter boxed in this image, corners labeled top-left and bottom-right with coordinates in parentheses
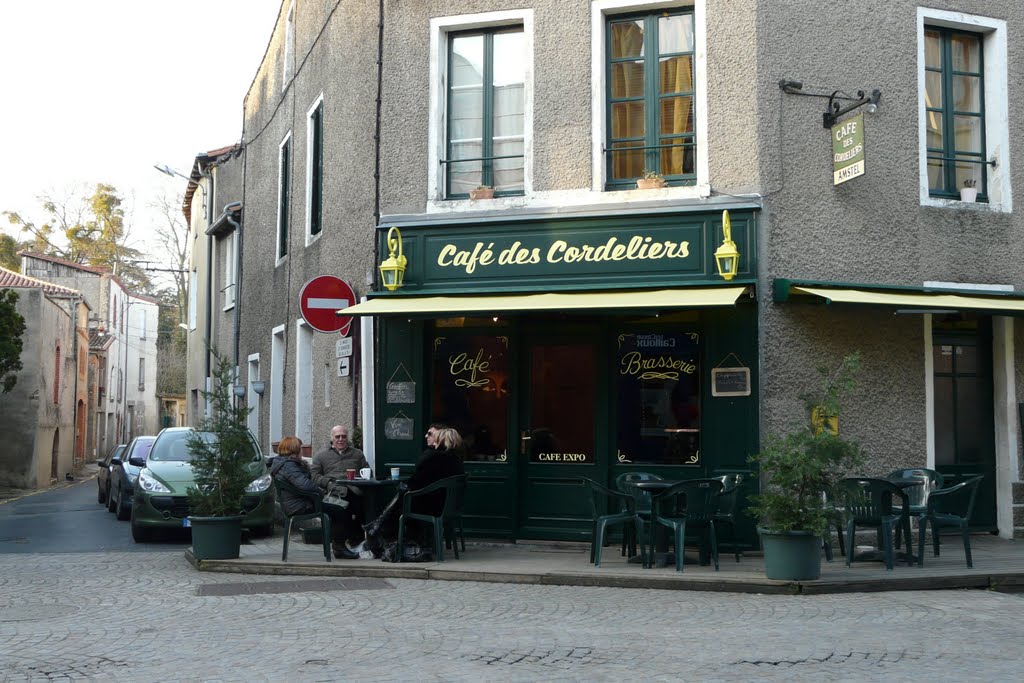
top-left (469, 187), bottom-right (494, 200)
top-left (636, 178), bottom-right (666, 190)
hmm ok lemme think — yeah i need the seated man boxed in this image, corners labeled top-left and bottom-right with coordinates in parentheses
top-left (310, 425), bottom-right (369, 547)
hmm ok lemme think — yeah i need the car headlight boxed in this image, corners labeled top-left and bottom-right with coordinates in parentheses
top-left (246, 473), bottom-right (272, 493)
top-left (138, 470), bottom-right (171, 493)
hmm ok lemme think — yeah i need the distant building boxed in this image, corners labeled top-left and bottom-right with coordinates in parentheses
top-left (0, 267), bottom-right (88, 487)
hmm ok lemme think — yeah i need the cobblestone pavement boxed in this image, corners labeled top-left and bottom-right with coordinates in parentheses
top-left (1, 552), bottom-right (1022, 682)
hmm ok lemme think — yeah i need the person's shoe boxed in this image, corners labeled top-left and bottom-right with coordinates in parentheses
top-left (333, 546), bottom-right (359, 560)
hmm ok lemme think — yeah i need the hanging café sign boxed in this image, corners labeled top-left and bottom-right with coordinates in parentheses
top-left (832, 113), bottom-right (865, 185)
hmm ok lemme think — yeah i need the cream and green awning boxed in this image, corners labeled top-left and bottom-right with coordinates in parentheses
top-left (338, 286), bottom-right (749, 316)
top-left (774, 279), bottom-right (1024, 313)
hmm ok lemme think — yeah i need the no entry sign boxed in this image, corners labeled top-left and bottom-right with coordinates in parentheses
top-left (299, 275), bottom-right (355, 335)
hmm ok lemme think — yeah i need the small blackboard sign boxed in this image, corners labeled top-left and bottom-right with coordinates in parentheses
top-left (711, 367), bottom-right (751, 397)
top-left (386, 381), bottom-right (415, 404)
top-left (384, 416), bottom-right (415, 440)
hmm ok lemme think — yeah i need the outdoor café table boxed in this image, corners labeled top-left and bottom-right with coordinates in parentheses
top-left (849, 477), bottom-right (921, 565)
top-left (625, 480), bottom-right (713, 568)
top-left (343, 476), bottom-right (408, 526)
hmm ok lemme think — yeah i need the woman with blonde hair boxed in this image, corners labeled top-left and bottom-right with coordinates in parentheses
top-left (268, 435), bottom-right (363, 559)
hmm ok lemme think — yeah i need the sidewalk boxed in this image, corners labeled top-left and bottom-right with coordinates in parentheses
top-left (0, 462), bottom-right (100, 505)
top-left (188, 529), bottom-right (1024, 595)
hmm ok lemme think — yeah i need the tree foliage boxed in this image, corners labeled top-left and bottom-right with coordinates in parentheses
top-left (3, 183), bottom-right (151, 292)
top-left (156, 287), bottom-right (186, 395)
top-left (0, 288), bottom-right (27, 393)
top-left (186, 350), bottom-right (259, 517)
top-left (747, 353), bottom-right (864, 536)
top-left (0, 234), bottom-right (22, 272)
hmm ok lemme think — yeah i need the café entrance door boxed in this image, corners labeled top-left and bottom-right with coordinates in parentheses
top-left (517, 334), bottom-right (602, 540)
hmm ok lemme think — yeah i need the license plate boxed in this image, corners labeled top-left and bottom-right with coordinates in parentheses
top-left (182, 517), bottom-right (191, 528)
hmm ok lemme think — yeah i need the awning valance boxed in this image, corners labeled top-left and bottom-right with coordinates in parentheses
top-left (774, 279), bottom-right (1024, 313)
top-left (338, 286), bottom-right (749, 317)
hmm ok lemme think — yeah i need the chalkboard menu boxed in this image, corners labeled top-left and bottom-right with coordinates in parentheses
top-left (711, 367), bottom-right (750, 397)
top-left (384, 415), bottom-right (415, 440)
top-left (386, 381), bottom-right (415, 404)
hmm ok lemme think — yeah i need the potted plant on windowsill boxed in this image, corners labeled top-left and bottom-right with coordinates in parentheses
top-left (469, 185), bottom-right (494, 200)
top-left (636, 169), bottom-right (666, 190)
top-left (186, 349), bottom-right (258, 561)
top-left (747, 352), bottom-right (864, 580)
top-left (960, 178), bottom-right (978, 203)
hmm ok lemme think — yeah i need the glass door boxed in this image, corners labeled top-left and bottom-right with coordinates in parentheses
top-left (517, 336), bottom-right (599, 540)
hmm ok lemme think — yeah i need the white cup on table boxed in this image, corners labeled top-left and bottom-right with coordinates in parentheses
top-left (359, 467), bottom-right (372, 479)
top-left (390, 467), bottom-right (401, 480)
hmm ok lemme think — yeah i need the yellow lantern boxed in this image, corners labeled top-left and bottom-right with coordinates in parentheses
top-left (714, 210), bottom-right (740, 281)
top-left (378, 226), bottom-right (407, 291)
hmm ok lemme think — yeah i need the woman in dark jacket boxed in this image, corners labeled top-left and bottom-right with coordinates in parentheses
top-left (363, 425), bottom-right (465, 558)
top-left (268, 435), bottom-right (362, 559)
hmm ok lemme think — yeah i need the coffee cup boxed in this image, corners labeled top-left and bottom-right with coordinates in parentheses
top-left (346, 469), bottom-right (356, 480)
top-left (359, 467), bottom-right (372, 480)
top-left (390, 467), bottom-right (401, 480)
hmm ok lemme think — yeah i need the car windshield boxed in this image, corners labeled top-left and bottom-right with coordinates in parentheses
top-left (148, 431), bottom-right (261, 463)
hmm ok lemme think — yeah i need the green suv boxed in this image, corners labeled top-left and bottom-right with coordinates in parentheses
top-left (129, 427), bottom-right (274, 542)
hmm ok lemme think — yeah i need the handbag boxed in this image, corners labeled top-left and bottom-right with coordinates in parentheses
top-left (322, 482), bottom-right (349, 508)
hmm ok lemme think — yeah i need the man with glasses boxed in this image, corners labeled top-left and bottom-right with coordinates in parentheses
top-left (311, 425), bottom-right (369, 555)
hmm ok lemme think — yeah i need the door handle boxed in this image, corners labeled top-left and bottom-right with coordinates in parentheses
top-left (520, 431), bottom-right (531, 456)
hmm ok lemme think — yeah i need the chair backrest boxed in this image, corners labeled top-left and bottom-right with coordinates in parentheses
top-left (616, 472), bottom-right (663, 514)
top-left (887, 468), bottom-right (943, 508)
top-left (403, 474), bottom-right (467, 520)
top-left (652, 479), bottom-right (723, 522)
top-left (839, 477), bottom-right (904, 522)
top-left (580, 477), bottom-right (633, 519)
top-left (713, 474), bottom-right (744, 519)
top-left (930, 474), bottom-right (983, 520)
top-left (273, 477), bottom-right (323, 515)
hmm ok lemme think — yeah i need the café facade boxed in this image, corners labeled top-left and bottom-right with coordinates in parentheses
top-left (342, 204), bottom-right (761, 545)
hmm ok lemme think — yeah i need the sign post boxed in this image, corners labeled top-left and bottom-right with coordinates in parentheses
top-left (832, 113), bottom-right (865, 185)
top-left (299, 275), bottom-right (355, 335)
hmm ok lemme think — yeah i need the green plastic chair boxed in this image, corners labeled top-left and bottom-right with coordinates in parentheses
top-left (649, 478), bottom-right (724, 572)
top-left (712, 474), bottom-right (744, 562)
top-left (581, 477), bottom-right (645, 568)
top-left (274, 478), bottom-right (331, 563)
top-left (396, 474), bottom-right (467, 562)
top-left (888, 468), bottom-right (944, 549)
top-left (916, 474), bottom-right (983, 568)
top-left (445, 473), bottom-right (469, 555)
top-left (839, 477), bottom-right (910, 571)
top-left (615, 472), bottom-right (663, 557)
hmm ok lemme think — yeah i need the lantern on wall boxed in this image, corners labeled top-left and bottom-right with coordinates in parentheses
top-left (714, 210), bottom-right (740, 281)
top-left (378, 226), bottom-right (407, 291)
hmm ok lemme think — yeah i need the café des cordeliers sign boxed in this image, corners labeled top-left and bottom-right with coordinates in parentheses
top-left (832, 113), bottom-right (865, 185)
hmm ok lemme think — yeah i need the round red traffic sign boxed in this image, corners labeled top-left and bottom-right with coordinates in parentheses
top-left (299, 276), bottom-right (355, 334)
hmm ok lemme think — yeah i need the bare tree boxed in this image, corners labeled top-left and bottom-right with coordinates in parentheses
top-left (149, 189), bottom-right (190, 327)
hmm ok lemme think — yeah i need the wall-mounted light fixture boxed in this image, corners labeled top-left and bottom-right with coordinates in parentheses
top-left (251, 380), bottom-right (266, 396)
top-left (714, 210), bottom-right (739, 281)
top-left (233, 384), bottom-right (246, 399)
top-left (778, 79), bottom-right (881, 129)
top-left (378, 226), bottom-right (407, 291)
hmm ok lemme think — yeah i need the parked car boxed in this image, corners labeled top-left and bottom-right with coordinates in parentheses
top-left (107, 435), bottom-right (156, 520)
top-left (130, 427), bottom-right (274, 542)
top-left (96, 444), bottom-right (126, 505)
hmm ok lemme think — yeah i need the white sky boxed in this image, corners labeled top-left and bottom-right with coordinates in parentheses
top-left (0, 0), bottom-right (281, 277)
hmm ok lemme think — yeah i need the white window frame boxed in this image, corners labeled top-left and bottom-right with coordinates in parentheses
top-left (295, 319), bottom-right (313, 445)
top-left (426, 10), bottom-right (535, 211)
top-left (276, 131), bottom-right (293, 265)
top-left (305, 92), bottom-right (325, 246)
top-left (138, 358), bottom-right (145, 391)
top-left (188, 270), bottom-right (198, 330)
top-left (917, 8), bottom-right (1011, 212)
top-left (247, 353), bottom-right (261, 438)
top-left (270, 325), bottom-right (286, 450)
top-left (223, 230), bottom-right (237, 311)
top-left (592, 0), bottom-right (709, 199)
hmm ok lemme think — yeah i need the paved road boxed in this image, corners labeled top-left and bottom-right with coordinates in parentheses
top-left (2, 482), bottom-right (1023, 681)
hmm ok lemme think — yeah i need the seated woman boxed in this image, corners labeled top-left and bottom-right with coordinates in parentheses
top-left (363, 425), bottom-right (465, 560)
top-left (268, 435), bottom-right (365, 560)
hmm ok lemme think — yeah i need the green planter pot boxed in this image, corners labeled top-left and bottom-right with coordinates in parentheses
top-left (190, 515), bottom-right (244, 560)
top-left (759, 528), bottom-right (822, 581)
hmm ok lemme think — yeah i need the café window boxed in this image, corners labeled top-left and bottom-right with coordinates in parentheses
top-left (616, 331), bottom-right (701, 465)
top-left (431, 334), bottom-right (509, 463)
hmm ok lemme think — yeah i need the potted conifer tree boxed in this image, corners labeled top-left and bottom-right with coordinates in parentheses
top-left (186, 350), bottom-right (258, 560)
top-left (747, 352), bottom-right (864, 580)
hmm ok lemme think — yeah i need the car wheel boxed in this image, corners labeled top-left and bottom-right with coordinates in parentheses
top-left (131, 516), bottom-right (151, 543)
top-left (115, 490), bottom-right (131, 521)
top-left (97, 481), bottom-right (106, 504)
top-left (106, 485), bottom-right (117, 512)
